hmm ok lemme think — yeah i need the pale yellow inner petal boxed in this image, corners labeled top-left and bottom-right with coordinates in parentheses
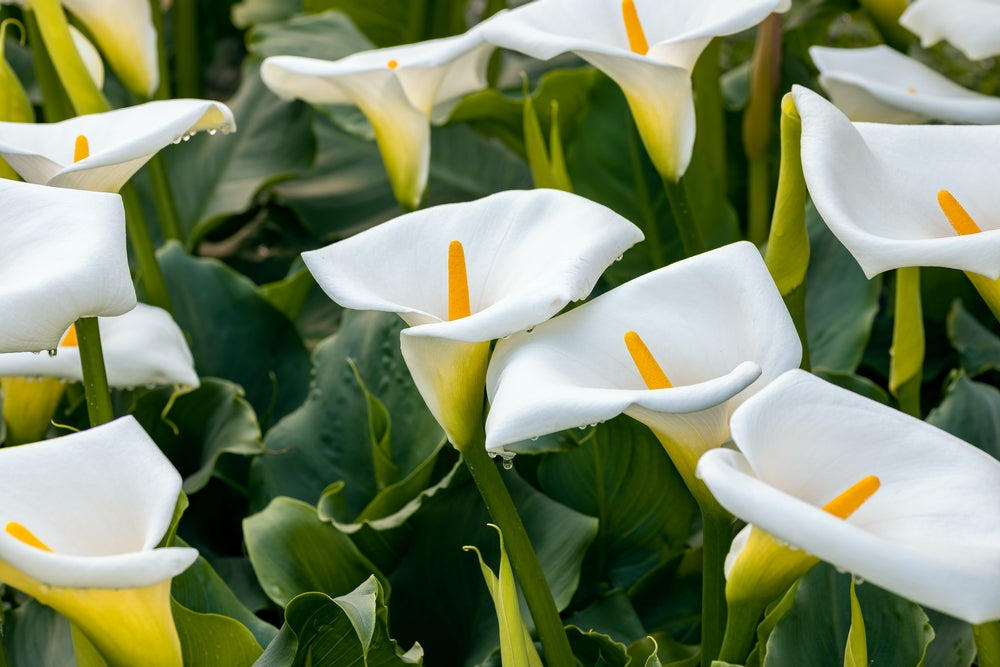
top-left (6, 521), bottom-right (53, 552)
top-left (821, 475), bottom-right (880, 520)
top-left (938, 189), bottom-right (983, 236)
top-left (448, 240), bottom-right (471, 321)
top-left (624, 330), bottom-right (672, 389)
top-left (74, 134), bottom-right (90, 163)
top-left (622, 0), bottom-right (649, 55)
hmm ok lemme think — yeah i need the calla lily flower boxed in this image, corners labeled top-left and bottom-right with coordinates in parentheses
top-left (0, 304), bottom-right (199, 388)
top-left (484, 241), bottom-right (801, 488)
top-left (261, 31), bottom-right (493, 210)
top-left (900, 0), bottom-right (1000, 61)
top-left (0, 98), bottom-right (236, 193)
top-left (301, 188), bottom-right (644, 448)
top-left (0, 178), bottom-right (136, 353)
top-left (810, 45), bottom-right (1000, 124)
top-left (793, 84), bottom-right (1000, 278)
top-left (68, 22), bottom-right (105, 89)
top-left (478, 0), bottom-right (790, 180)
top-left (0, 415), bottom-right (198, 665)
top-left (696, 369), bottom-right (1000, 624)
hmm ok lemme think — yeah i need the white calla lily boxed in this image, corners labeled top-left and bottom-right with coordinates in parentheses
top-left (900, 0), bottom-right (1000, 61)
top-left (0, 98), bottom-right (236, 193)
top-left (0, 415), bottom-right (197, 665)
top-left (485, 241), bottom-right (801, 489)
top-left (478, 0), bottom-right (790, 180)
top-left (0, 178), bottom-right (135, 353)
top-left (69, 23), bottom-right (105, 89)
top-left (810, 45), bottom-right (1000, 123)
top-left (302, 188), bottom-right (644, 448)
top-left (261, 31), bottom-right (493, 210)
top-left (696, 369), bottom-right (1000, 624)
top-left (793, 84), bottom-right (1000, 278)
top-left (0, 304), bottom-right (199, 388)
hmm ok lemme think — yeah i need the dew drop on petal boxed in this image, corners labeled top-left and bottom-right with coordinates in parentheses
top-left (616, 254), bottom-right (624, 261)
top-left (208, 129), bottom-right (218, 136)
top-left (525, 327), bottom-right (534, 334)
top-left (47, 349), bottom-right (57, 358)
top-left (852, 574), bottom-right (865, 585)
top-left (172, 137), bottom-right (182, 144)
top-left (530, 436), bottom-right (539, 441)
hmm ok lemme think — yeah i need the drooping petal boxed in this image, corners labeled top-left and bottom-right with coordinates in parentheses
top-left (62, 0), bottom-right (158, 97)
top-left (0, 304), bottom-right (199, 388)
top-left (810, 45), bottom-right (1000, 124)
top-left (302, 189), bottom-right (645, 344)
top-left (0, 99), bottom-right (236, 192)
top-left (485, 241), bottom-right (801, 456)
top-left (696, 369), bottom-right (1000, 624)
top-left (0, 179), bottom-right (136, 353)
top-left (793, 85), bottom-right (1000, 278)
top-left (900, 0), bottom-right (1000, 61)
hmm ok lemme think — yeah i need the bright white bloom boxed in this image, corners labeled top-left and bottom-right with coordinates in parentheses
top-left (0, 99), bottom-right (236, 193)
top-left (0, 304), bottom-right (199, 388)
top-left (793, 85), bottom-right (1000, 278)
top-left (261, 32), bottom-right (492, 210)
top-left (810, 45), bottom-right (1000, 124)
top-left (485, 241), bottom-right (801, 483)
top-left (697, 369), bottom-right (1000, 624)
top-left (900, 0), bottom-right (1000, 61)
top-left (0, 179), bottom-right (135, 353)
top-left (302, 189), bottom-right (644, 447)
top-left (478, 0), bottom-right (790, 180)
top-left (0, 416), bottom-right (197, 665)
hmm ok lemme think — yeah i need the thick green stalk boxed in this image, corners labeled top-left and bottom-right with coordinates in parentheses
top-left (717, 599), bottom-right (766, 665)
top-left (699, 498), bottom-right (733, 667)
top-left (460, 433), bottom-right (574, 667)
top-left (28, 0), bottom-right (109, 115)
top-left (746, 156), bottom-right (771, 246)
top-left (147, 155), bottom-right (184, 243)
top-left (743, 14), bottom-right (782, 246)
top-left (974, 621), bottom-right (1000, 667)
top-left (74, 317), bottom-right (113, 426)
top-left (692, 39), bottom-right (726, 192)
top-left (120, 184), bottom-right (174, 314)
top-left (663, 175), bottom-right (705, 258)
top-left (171, 0), bottom-right (200, 98)
top-left (889, 267), bottom-right (923, 417)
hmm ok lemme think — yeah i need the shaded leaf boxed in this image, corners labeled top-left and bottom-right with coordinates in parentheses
top-left (947, 300), bottom-right (1000, 377)
top-left (172, 600), bottom-right (263, 667)
top-left (926, 371), bottom-right (1000, 461)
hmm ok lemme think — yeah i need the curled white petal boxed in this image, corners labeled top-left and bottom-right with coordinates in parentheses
top-left (0, 179), bottom-right (136, 353)
top-left (697, 369), bottom-right (1000, 624)
top-left (69, 24), bottom-right (105, 90)
top-left (900, 0), bottom-right (1000, 61)
top-left (0, 416), bottom-right (197, 588)
top-left (794, 85), bottom-right (1000, 278)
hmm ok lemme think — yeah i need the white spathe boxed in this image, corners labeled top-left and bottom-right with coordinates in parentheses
top-left (810, 45), bottom-right (1000, 123)
top-left (302, 188), bottom-right (644, 446)
top-left (0, 304), bottom-right (199, 388)
top-left (478, 0), bottom-right (791, 180)
top-left (484, 241), bottom-right (801, 463)
top-left (696, 369), bottom-right (1000, 625)
top-left (261, 31), bottom-right (493, 210)
top-left (793, 84), bottom-right (1000, 278)
top-left (0, 99), bottom-right (236, 193)
top-left (0, 179), bottom-right (136, 353)
top-left (900, 0), bottom-right (1000, 61)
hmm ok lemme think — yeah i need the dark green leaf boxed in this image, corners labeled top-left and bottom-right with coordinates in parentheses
top-left (231, 0), bottom-right (302, 28)
top-left (947, 300), bottom-right (1000, 377)
top-left (246, 10), bottom-right (373, 61)
top-left (565, 626), bottom-right (629, 667)
top-left (172, 600), bottom-right (263, 666)
top-left (3, 599), bottom-right (74, 667)
top-left (926, 371), bottom-right (1000, 460)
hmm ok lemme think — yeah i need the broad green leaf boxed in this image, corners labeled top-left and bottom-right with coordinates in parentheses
top-left (947, 300), bottom-right (1000, 377)
top-left (805, 202), bottom-right (881, 373)
top-left (4, 599), bottom-right (75, 667)
top-left (259, 267), bottom-right (315, 324)
top-left (172, 601), bottom-right (263, 667)
top-left (161, 59), bottom-right (315, 246)
top-left (812, 369), bottom-right (890, 405)
top-left (231, 0), bottom-right (302, 28)
top-left (844, 580), bottom-right (867, 667)
top-left (131, 378), bottom-right (264, 494)
top-left (565, 590), bottom-right (647, 647)
top-left (246, 10), bottom-right (373, 61)
top-left (171, 537), bottom-right (278, 649)
top-left (388, 472), bottom-right (596, 665)
top-left (301, 0), bottom-right (469, 46)
top-left (255, 577), bottom-right (423, 667)
top-left (243, 496), bottom-right (386, 607)
top-left (747, 581), bottom-right (800, 667)
top-left (763, 563), bottom-right (933, 667)
top-left (926, 371), bottom-right (1000, 460)
top-left (565, 626), bottom-right (629, 667)
top-left (536, 415), bottom-right (698, 591)
top-left (158, 242), bottom-right (311, 427)
top-left (425, 124), bottom-right (533, 201)
top-left (250, 310), bottom-right (445, 513)
top-left (923, 609), bottom-right (975, 667)
top-left (633, 634), bottom-right (698, 667)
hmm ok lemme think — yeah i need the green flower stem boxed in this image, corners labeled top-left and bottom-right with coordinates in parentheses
top-left (120, 183), bottom-right (174, 314)
top-left (699, 498), bottom-right (733, 667)
top-left (692, 39), bottom-right (726, 192)
top-left (974, 621), bottom-right (1000, 667)
top-left (764, 94), bottom-right (810, 370)
top-left (460, 432), bottom-right (575, 667)
top-left (746, 155), bottom-right (771, 246)
top-left (717, 599), bottom-right (766, 665)
top-left (743, 14), bottom-right (781, 246)
top-left (889, 266), bottom-right (924, 418)
top-left (21, 11), bottom-right (74, 122)
top-left (171, 0), bottom-right (201, 99)
top-left (663, 175), bottom-right (706, 258)
top-left (28, 0), bottom-right (109, 115)
top-left (147, 155), bottom-right (184, 243)
top-left (74, 317), bottom-right (113, 426)
top-left (628, 124), bottom-right (665, 269)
